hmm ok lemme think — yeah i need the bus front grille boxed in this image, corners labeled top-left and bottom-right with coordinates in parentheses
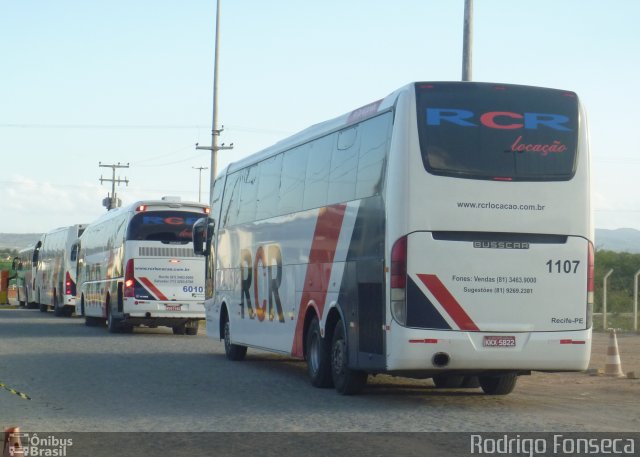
top-left (138, 247), bottom-right (198, 258)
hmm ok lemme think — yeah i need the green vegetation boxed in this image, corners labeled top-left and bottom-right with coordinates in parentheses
top-left (594, 250), bottom-right (640, 313)
top-left (594, 250), bottom-right (640, 331)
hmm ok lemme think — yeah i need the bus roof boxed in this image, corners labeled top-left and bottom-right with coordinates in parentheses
top-left (225, 82), bottom-right (411, 175)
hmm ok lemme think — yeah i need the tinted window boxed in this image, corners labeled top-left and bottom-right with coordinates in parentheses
top-left (256, 154), bottom-right (283, 220)
top-left (210, 177), bottom-right (224, 225)
top-left (220, 172), bottom-right (241, 227)
top-left (416, 82), bottom-right (578, 181)
top-left (127, 211), bottom-right (203, 242)
top-left (356, 113), bottom-right (391, 198)
top-left (279, 144), bottom-right (309, 215)
top-left (303, 134), bottom-right (334, 209)
top-left (328, 127), bottom-right (359, 204)
top-left (237, 165), bottom-right (259, 224)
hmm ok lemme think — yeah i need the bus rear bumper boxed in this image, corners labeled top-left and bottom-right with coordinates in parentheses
top-left (386, 328), bottom-right (592, 372)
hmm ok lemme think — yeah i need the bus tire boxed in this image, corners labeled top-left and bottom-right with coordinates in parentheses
top-left (107, 308), bottom-right (123, 334)
top-left (223, 319), bottom-right (247, 361)
top-left (306, 316), bottom-right (333, 388)
top-left (185, 321), bottom-right (199, 336)
top-left (53, 292), bottom-right (64, 317)
top-left (39, 303), bottom-right (47, 313)
top-left (432, 375), bottom-right (465, 388)
top-left (461, 375), bottom-right (480, 388)
top-left (172, 324), bottom-right (186, 335)
top-left (331, 320), bottom-right (367, 395)
top-left (479, 373), bottom-right (518, 395)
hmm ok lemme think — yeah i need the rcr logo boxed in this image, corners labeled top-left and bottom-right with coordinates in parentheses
top-left (240, 244), bottom-right (284, 323)
top-left (426, 108), bottom-right (572, 131)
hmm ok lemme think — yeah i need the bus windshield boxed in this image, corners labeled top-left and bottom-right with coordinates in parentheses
top-left (127, 211), bottom-right (202, 243)
top-left (415, 82), bottom-right (579, 181)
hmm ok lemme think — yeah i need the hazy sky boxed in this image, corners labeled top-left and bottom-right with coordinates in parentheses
top-left (2, 0), bottom-right (638, 233)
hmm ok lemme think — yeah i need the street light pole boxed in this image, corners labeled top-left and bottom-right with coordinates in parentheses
top-left (462, 0), bottom-right (473, 81)
top-left (192, 166), bottom-right (208, 203)
top-left (196, 0), bottom-right (233, 200)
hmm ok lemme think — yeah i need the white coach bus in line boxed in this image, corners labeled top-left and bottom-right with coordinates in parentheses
top-left (76, 197), bottom-right (208, 335)
top-left (33, 224), bottom-right (87, 316)
top-left (12, 246), bottom-right (37, 308)
top-left (193, 81), bottom-right (592, 395)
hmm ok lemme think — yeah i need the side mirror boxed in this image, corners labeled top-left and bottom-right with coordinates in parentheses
top-left (193, 217), bottom-right (215, 256)
top-left (32, 241), bottom-right (42, 268)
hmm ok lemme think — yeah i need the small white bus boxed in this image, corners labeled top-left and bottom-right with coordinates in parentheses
top-left (194, 81), bottom-right (592, 395)
top-left (33, 224), bottom-right (87, 316)
top-left (12, 246), bottom-right (36, 308)
top-left (77, 197), bottom-right (208, 335)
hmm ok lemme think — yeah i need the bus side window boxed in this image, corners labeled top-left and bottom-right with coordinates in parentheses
top-left (328, 126), bottom-right (359, 204)
top-left (255, 153), bottom-right (283, 221)
top-left (356, 112), bottom-right (392, 199)
top-left (220, 172), bottom-right (242, 228)
top-left (70, 243), bottom-right (79, 262)
top-left (278, 144), bottom-right (309, 216)
top-left (303, 133), bottom-right (334, 210)
top-left (210, 177), bottom-right (224, 225)
top-left (237, 164), bottom-right (259, 225)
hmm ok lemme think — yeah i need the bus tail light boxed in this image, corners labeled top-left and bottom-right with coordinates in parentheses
top-left (391, 236), bottom-right (408, 326)
top-left (124, 259), bottom-right (135, 298)
top-left (587, 242), bottom-right (595, 328)
top-left (65, 271), bottom-right (76, 296)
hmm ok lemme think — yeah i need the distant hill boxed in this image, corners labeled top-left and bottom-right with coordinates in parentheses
top-left (595, 228), bottom-right (640, 253)
top-left (0, 233), bottom-right (42, 250)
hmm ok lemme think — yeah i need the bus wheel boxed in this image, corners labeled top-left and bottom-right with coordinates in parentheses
top-left (331, 320), bottom-right (367, 395)
top-left (479, 373), bottom-right (518, 395)
top-left (172, 323), bottom-right (186, 335)
top-left (432, 375), bottom-right (465, 388)
top-left (185, 321), bottom-right (199, 336)
top-left (223, 318), bottom-right (247, 361)
top-left (306, 316), bottom-right (333, 388)
top-left (53, 293), bottom-right (64, 317)
top-left (107, 308), bottom-right (123, 334)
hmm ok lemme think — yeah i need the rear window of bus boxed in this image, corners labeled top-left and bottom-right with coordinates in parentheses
top-left (127, 211), bottom-right (202, 243)
top-left (415, 82), bottom-right (579, 181)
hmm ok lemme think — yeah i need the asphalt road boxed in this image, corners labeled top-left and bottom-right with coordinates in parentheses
top-left (1, 309), bottom-right (639, 456)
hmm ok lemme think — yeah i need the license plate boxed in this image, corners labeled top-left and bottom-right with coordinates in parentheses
top-left (165, 305), bottom-right (182, 311)
top-left (483, 335), bottom-right (516, 348)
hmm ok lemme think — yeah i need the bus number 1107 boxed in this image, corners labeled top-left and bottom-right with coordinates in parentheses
top-left (546, 259), bottom-right (580, 274)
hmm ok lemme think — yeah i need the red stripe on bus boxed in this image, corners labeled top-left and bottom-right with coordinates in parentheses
top-left (416, 274), bottom-right (480, 331)
top-left (139, 277), bottom-right (169, 301)
top-left (292, 204), bottom-right (347, 357)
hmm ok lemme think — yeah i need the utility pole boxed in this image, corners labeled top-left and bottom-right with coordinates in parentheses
top-left (99, 162), bottom-right (129, 210)
top-left (196, 0), bottom-right (233, 201)
top-left (192, 166), bottom-right (209, 203)
top-left (462, 0), bottom-right (473, 81)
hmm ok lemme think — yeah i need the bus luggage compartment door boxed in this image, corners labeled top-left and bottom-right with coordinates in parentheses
top-left (405, 231), bottom-right (590, 333)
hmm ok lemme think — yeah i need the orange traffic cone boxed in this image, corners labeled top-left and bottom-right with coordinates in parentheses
top-left (3, 427), bottom-right (24, 457)
top-left (604, 329), bottom-right (625, 377)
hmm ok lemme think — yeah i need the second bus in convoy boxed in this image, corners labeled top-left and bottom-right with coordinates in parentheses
top-left (194, 81), bottom-right (593, 395)
top-left (33, 224), bottom-right (87, 316)
top-left (76, 197), bottom-right (208, 335)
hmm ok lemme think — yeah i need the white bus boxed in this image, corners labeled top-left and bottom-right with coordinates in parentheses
top-left (12, 246), bottom-right (36, 308)
top-left (194, 81), bottom-right (592, 395)
top-left (77, 197), bottom-right (208, 335)
top-left (33, 224), bottom-right (87, 316)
